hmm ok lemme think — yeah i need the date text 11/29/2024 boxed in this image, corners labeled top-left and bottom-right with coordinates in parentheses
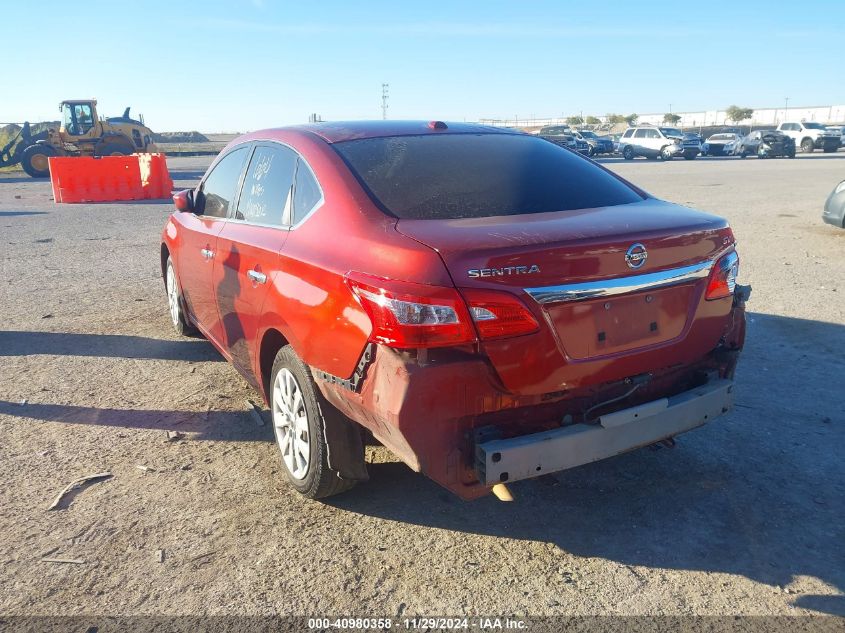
top-left (308, 617), bottom-right (527, 629)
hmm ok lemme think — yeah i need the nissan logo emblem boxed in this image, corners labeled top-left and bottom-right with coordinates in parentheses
top-left (625, 243), bottom-right (648, 269)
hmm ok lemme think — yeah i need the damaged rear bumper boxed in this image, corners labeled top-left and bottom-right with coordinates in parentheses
top-left (475, 378), bottom-right (734, 486)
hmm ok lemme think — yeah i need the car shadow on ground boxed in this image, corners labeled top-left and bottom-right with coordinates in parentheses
top-left (1, 314), bottom-right (841, 613)
top-left (0, 399), bottom-right (264, 442)
top-left (327, 312), bottom-right (844, 615)
top-left (0, 330), bottom-right (222, 362)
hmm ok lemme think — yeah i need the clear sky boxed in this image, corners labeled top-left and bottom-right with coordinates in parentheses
top-left (3, 0), bottom-right (843, 132)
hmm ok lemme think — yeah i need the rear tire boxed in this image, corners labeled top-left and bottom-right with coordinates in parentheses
top-left (20, 144), bottom-right (57, 178)
top-left (740, 148), bottom-right (748, 158)
top-left (801, 138), bottom-right (814, 153)
top-left (270, 346), bottom-right (361, 499)
top-left (623, 146), bottom-right (634, 160)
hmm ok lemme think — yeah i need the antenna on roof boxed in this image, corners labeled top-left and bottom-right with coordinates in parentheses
top-left (381, 83), bottom-right (389, 120)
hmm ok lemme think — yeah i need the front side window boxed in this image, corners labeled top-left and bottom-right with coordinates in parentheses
top-left (333, 133), bottom-right (643, 221)
top-left (236, 145), bottom-right (298, 226)
top-left (196, 146), bottom-right (249, 218)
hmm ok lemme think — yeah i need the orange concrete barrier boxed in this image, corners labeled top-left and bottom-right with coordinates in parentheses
top-left (49, 154), bottom-right (173, 203)
top-left (138, 153), bottom-right (174, 200)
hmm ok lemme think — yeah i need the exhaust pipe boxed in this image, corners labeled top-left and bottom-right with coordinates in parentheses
top-left (491, 483), bottom-right (514, 502)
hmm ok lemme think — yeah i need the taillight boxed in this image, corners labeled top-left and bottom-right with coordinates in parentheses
top-left (705, 251), bottom-right (739, 300)
top-left (346, 273), bottom-right (476, 348)
top-left (461, 288), bottom-right (540, 340)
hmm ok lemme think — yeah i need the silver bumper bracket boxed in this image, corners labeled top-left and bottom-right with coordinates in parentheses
top-left (475, 379), bottom-right (734, 486)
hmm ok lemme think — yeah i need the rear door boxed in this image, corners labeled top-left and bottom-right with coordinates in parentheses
top-left (178, 146), bottom-right (250, 343)
top-left (213, 143), bottom-right (298, 378)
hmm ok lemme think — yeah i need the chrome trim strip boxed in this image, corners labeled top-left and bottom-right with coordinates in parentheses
top-left (524, 260), bottom-right (713, 304)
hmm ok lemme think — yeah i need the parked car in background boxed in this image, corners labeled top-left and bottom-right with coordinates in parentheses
top-left (684, 132), bottom-right (704, 146)
top-left (736, 130), bottom-right (796, 158)
top-left (538, 125), bottom-right (578, 151)
top-left (618, 126), bottom-right (700, 160)
top-left (573, 135), bottom-right (591, 155)
top-left (822, 180), bottom-right (845, 228)
top-left (573, 130), bottom-right (614, 156)
top-left (161, 120), bottom-right (749, 500)
top-left (777, 121), bottom-right (841, 153)
top-left (826, 126), bottom-right (845, 147)
top-left (609, 133), bottom-right (623, 153)
top-left (702, 133), bottom-right (742, 157)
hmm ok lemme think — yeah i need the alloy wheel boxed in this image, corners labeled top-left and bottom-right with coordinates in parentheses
top-left (166, 264), bottom-right (180, 328)
top-left (272, 368), bottom-right (310, 480)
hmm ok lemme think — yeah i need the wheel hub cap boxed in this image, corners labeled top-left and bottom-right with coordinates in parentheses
top-left (272, 368), bottom-right (310, 480)
top-left (31, 153), bottom-right (49, 172)
top-left (166, 265), bottom-right (180, 327)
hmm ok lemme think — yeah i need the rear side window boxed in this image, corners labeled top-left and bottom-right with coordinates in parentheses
top-left (236, 145), bottom-right (298, 226)
top-left (333, 133), bottom-right (643, 220)
top-left (633, 129), bottom-right (647, 138)
top-left (622, 129), bottom-right (633, 138)
top-left (197, 146), bottom-right (248, 218)
top-left (292, 160), bottom-right (322, 225)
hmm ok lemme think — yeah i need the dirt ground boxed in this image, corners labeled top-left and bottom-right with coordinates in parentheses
top-left (0, 153), bottom-right (842, 622)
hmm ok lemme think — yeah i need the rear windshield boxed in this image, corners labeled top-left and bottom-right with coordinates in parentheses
top-left (333, 133), bottom-right (643, 220)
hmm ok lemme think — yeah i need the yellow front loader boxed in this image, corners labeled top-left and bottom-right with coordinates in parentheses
top-left (4, 99), bottom-right (158, 178)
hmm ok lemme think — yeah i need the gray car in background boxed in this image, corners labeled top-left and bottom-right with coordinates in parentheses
top-left (822, 180), bottom-right (845, 228)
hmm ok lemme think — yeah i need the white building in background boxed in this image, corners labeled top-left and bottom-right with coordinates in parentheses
top-left (480, 104), bottom-right (845, 129)
top-left (636, 105), bottom-right (845, 128)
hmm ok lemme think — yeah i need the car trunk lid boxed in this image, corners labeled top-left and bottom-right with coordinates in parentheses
top-left (396, 199), bottom-right (735, 391)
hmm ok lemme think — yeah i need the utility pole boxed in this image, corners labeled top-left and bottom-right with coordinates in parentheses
top-left (381, 83), bottom-right (389, 120)
top-left (784, 96), bottom-right (789, 124)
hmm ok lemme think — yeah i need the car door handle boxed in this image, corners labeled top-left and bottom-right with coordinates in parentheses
top-left (247, 269), bottom-right (267, 284)
top-left (200, 248), bottom-right (214, 260)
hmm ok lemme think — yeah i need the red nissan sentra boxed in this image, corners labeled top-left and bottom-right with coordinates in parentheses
top-left (161, 121), bottom-right (749, 500)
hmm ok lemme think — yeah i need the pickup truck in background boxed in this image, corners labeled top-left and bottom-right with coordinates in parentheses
top-left (776, 121), bottom-right (841, 153)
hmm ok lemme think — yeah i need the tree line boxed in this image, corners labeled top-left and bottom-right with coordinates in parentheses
top-left (565, 106), bottom-right (755, 128)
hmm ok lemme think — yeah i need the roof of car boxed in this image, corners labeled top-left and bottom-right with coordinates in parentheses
top-left (288, 120), bottom-right (516, 144)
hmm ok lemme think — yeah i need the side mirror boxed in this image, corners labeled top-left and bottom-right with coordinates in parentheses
top-left (173, 189), bottom-right (194, 213)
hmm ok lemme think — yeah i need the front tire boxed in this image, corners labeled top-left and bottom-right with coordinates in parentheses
top-left (801, 138), bottom-right (814, 153)
top-left (20, 144), bottom-right (57, 178)
top-left (165, 257), bottom-right (196, 336)
top-left (660, 146), bottom-right (674, 161)
top-left (270, 346), bottom-right (361, 499)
